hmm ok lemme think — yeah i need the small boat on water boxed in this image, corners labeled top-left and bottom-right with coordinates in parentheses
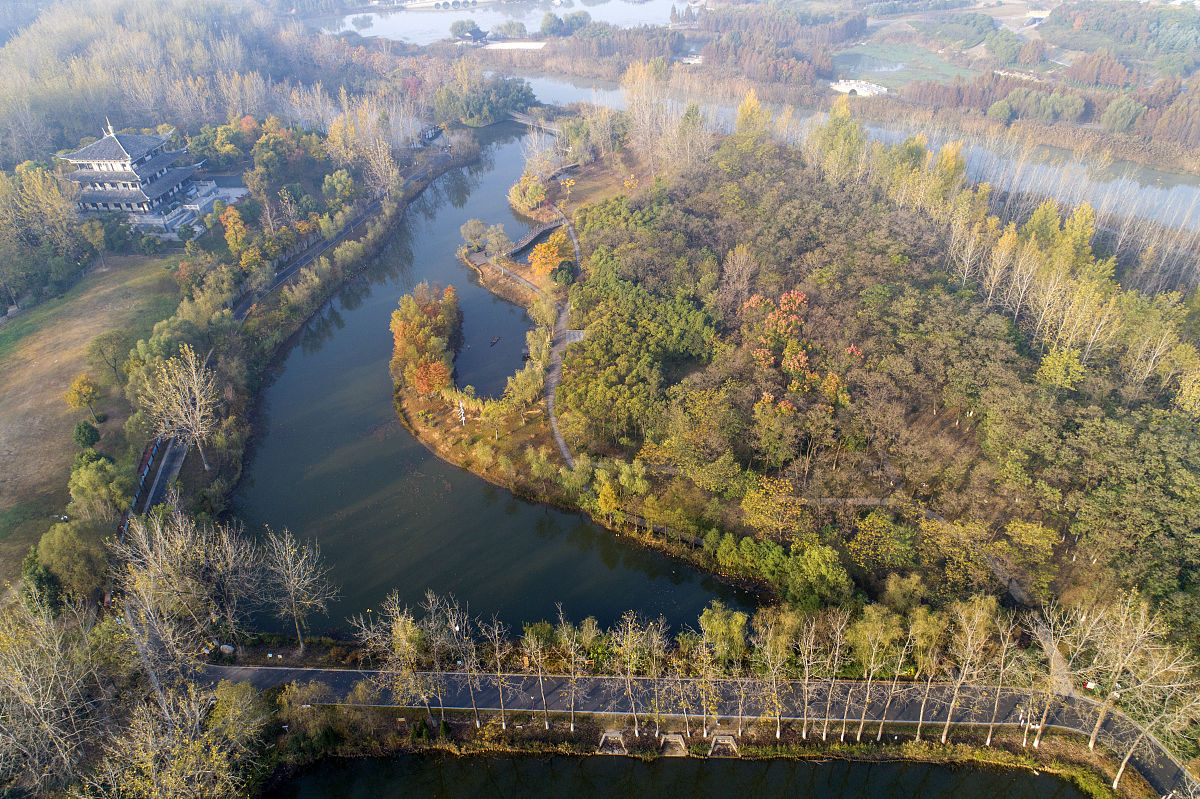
top-left (490, 336), bottom-right (501, 346)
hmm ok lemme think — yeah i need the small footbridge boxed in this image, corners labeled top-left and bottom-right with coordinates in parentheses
top-left (509, 110), bottom-right (563, 135)
top-left (507, 220), bottom-right (564, 258)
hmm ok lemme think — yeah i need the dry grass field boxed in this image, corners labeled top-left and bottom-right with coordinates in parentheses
top-left (0, 254), bottom-right (179, 579)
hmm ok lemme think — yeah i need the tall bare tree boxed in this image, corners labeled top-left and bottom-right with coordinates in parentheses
top-left (820, 608), bottom-right (850, 741)
top-left (140, 343), bottom-right (219, 471)
top-left (941, 595), bottom-right (996, 743)
top-left (521, 628), bottom-right (551, 730)
top-left (480, 615), bottom-right (513, 729)
top-left (612, 611), bottom-right (645, 737)
top-left (556, 605), bottom-right (586, 733)
top-left (353, 594), bottom-right (433, 721)
top-left (644, 617), bottom-right (670, 737)
top-left (797, 614), bottom-right (821, 739)
top-left (985, 609), bottom-right (1024, 746)
top-left (263, 529), bottom-right (338, 654)
top-left (0, 595), bottom-right (102, 792)
top-left (849, 604), bottom-right (902, 742)
top-left (912, 606), bottom-right (946, 742)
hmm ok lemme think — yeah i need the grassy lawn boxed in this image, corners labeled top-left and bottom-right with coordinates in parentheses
top-left (834, 43), bottom-right (979, 90)
top-left (0, 254), bottom-right (180, 580)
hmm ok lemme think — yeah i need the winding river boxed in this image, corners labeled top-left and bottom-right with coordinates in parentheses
top-left (237, 77), bottom-right (1195, 797)
top-left (233, 122), bottom-right (749, 634)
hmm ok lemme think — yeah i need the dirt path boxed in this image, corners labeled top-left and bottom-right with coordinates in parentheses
top-left (545, 202), bottom-right (583, 468)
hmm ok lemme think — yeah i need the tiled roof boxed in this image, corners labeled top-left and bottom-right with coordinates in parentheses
top-left (66, 149), bottom-right (187, 183)
top-left (63, 132), bottom-right (170, 163)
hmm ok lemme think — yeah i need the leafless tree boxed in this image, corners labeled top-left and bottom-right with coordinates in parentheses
top-left (644, 617), bottom-right (670, 737)
top-left (849, 604), bottom-right (901, 742)
top-left (941, 595), bottom-right (996, 743)
top-left (612, 611), bottom-right (645, 737)
top-left (420, 591), bottom-right (452, 722)
top-left (752, 618), bottom-right (790, 739)
top-left (717, 244), bottom-right (756, 321)
top-left (797, 614), bottom-right (821, 739)
top-left (556, 605), bottom-right (586, 732)
top-left (480, 615), bottom-right (513, 729)
top-left (1109, 648), bottom-right (1200, 790)
top-left (263, 529), bottom-right (337, 655)
top-left (353, 593), bottom-right (433, 721)
top-left (140, 344), bottom-right (219, 471)
top-left (820, 608), bottom-right (850, 741)
top-left (447, 597), bottom-right (482, 728)
top-left (877, 620), bottom-right (915, 741)
top-left (521, 628), bottom-right (551, 730)
top-left (0, 595), bottom-right (103, 792)
top-left (985, 609), bottom-right (1024, 746)
top-left (912, 606), bottom-right (946, 742)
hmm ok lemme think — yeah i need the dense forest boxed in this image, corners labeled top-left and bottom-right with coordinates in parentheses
top-left (552, 94), bottom-right (1200, 640)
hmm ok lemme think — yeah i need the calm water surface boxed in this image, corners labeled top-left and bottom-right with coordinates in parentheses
top-left (234, 123), bottom-right (749, 632)
top-left (266, 754), bottom-right (1088, 799)
top-left (319, 0), bottom-right (677, 46)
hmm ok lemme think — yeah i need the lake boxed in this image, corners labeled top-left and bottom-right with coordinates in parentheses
top-left (317, 0), bottom-right (679, 46)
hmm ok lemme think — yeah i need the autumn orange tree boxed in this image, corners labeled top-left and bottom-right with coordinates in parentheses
top-left (529, 229), bottom-right (570, 275)
top-left (389, 282), bottom-right (462, 397)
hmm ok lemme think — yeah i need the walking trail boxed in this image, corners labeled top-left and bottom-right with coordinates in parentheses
top-left (206, 662), bottom-right (1197, 796)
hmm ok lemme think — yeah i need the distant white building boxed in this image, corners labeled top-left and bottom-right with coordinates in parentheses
top-left (830, 79), bottom-right (888, 96)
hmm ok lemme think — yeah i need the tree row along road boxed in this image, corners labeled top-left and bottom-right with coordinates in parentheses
top-left (206, 664), bottom-right (1195, 796)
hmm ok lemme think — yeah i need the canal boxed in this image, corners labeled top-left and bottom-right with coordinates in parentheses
top-left (266, 754), bottom-right (1089, 799)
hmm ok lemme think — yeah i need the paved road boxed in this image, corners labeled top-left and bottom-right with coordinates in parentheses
top-left (207, 664), bottom-right (1195, 795)
top-left (138, 437), bottom-right (186, 513)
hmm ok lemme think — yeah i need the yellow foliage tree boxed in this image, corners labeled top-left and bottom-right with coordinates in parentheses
top-left (64, 373), bottom-right (100, 422)
top-left (741, 476), bottom-right (807, 544)
top-left (529, 229), bottom-right (569, 275)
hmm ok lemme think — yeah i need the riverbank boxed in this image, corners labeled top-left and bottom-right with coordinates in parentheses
top-left (386, 160), bottom-right (781, 602)
top-left (253, 701), bottom-right (1137, 799)
top-left (200, 145), bottom-right (480, 518)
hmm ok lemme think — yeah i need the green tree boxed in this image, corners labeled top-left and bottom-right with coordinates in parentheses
top-left (1036, 346), bottom-right (1086, 391)
top-left (783, 544), bottom-right (852, 609)
top-left (1101, 96), bottom-right (1146, 133)
top-left (72, 420), bottom-right (99, 449)
top-left (698, 599), bottom-right (748, 665)
top-left (987, 100), bottom-right (1013, 123)
top-left (450, 18), bottom-right (478, 39)
top-left (86, 330), bottom-right (134, 385)
top-left (37, 519), bottom-right (107, 598)
top-left (67, 458), bottom-right (132, 523)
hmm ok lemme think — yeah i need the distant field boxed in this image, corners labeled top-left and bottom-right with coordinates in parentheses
top-left (834, 43), bottom-right (979, 89)
top-left (0, 254), bottom-right (179, 579)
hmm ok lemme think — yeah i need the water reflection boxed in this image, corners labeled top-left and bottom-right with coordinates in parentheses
top-left (236, 120), bottom-right (751, 631)
top-left (267, 754), bottom-right (1089, 799)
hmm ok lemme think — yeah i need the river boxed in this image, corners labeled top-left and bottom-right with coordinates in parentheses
top-left (266, 754), bottom-right (1088, 799)
top-left (233, 122), bottom-right (749, 634)
top-left (316, 0), bottom-right (679, 47)
top-left (240, 73), bottom-right (1115, 799)
top-left (519, 72), bottom-right (1200, 233)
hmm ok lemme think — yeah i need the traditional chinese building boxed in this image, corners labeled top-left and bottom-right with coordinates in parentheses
top-left (60, 123), bottom-right (199, 217)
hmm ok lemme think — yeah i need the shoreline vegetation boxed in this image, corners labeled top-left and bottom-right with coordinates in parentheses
top-left (8, 0), bottom-right (1200, 795)
top-left (258, 707), bottom-right (1133, 799)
